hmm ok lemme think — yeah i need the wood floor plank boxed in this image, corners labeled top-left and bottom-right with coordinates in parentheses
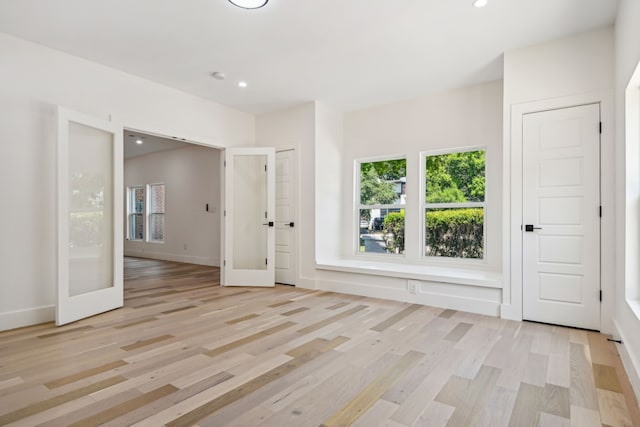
top-left (281, 307), bottom-right (309, 316)
top-left (225, 313), bottom-right (260, 324)
top-left (165, 336), bottom-right (349, 426)
top-left (0, 376), bottom-right (126, 425)
top-left (204, 321), bottom-right (296, 358)
top-left (508, 382), bottom-right (544, 427)
top-left (443, 322), bottom-right (473, 343)
top-left (121, 334), bottom-right (174, 351)
top-left (592, 363), bottom-right (623, 393)
top-left (596, 388), bottom-right (633, 427)
top-left (321, 350), bottom-right (424, 427)
top-left (297, 305), bottom-right (368, 334)
top-left (45, 360), bottom-right (129, 389)
top-left (370, 305), bottom-right (422, 332)
top-left (68, 384), bottom-right (179, 427)
top-left (569, 343), bottom-right (599, 410)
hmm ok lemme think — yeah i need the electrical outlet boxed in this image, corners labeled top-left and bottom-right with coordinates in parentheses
top-left (408, 281), bottom-right (418, 294)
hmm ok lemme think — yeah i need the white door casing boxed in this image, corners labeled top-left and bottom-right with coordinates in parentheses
top-left (57, 107), bottom-right (123, 325)
top-left (522, 104), bottom-right (600, 330)
top-left (275, 150), bottom-right (296, 285)
top-left (223, 147), bottom-right (276, 287)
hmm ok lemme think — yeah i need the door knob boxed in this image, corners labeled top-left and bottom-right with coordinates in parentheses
top-left (525, 224), bottom-right (542, 232)
top-left (262, 221), bottom-right (274, 227)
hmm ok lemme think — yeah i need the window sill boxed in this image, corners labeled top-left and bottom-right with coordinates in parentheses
top-left (316, 259), bottom-right (502, 289)
top-left (627, 298), bottom-right (640, 322)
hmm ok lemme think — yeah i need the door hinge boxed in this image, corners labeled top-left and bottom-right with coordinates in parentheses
top-left (223, 259), bottom-right (226, 267)
top-left (599, 206), bottom-right (602, 217)
top-left (265, 164), bottom-right (267, 172)
top-left (599, 290), bottom-right (602, 302)
top-left (224, 210), bottom-right (226, 217)
top-left (224, 160), bottom-right (226, 167)
top-left (265, 258), bottom-right (268, 265)
top-left (599, 122), bottom-right (602, 134)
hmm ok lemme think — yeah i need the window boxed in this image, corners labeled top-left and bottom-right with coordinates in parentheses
top-left (357, 158), bottom-right (406, 254)
top-left (127, 186), bottom-right (144, 240)
top-left (423, 149), bottom-right (486, 259)
top-left (148, 184), bottom-right (165, 242)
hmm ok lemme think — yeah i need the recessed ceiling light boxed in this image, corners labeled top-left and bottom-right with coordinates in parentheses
top-left (228, 0), bottom-right (268, 9)
top-left (210, 71), bottom-right (226, 80)
top-left (472, 0), bottom-right (487, 7)
top-left (238, 81), bottom-right (248, 88)
top-left (136, 139), bottom-right (143, 145)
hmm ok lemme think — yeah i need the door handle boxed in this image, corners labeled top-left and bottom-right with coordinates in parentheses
top-left (524, 224), bottom-right (542, 232)
top-left (262, 221), bottom-right (274, 227)
top-left (288, 222), bottom-right (294, 227)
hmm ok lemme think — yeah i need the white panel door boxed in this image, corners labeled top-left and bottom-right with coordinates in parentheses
top-left (57, 107), bottom-right (123, 326)
top-left (223, 147), bottom-right (276, 287)
top-left (522, 104), bottom-right (600, 330)
top-left (275, 150), bottom-right (296, 285)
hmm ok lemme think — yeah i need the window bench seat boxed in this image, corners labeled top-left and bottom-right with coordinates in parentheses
top-left (316, 259), bottom-right (502, 289)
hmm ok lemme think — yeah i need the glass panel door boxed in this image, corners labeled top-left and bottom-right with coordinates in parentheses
top-left (223, 148), bottom-right (275, 286)
top-left (57, 107), bottom-right (123, 325)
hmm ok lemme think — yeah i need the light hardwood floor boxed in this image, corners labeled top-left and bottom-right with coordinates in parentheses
top-left (0, 257), bottom-right (638, 426)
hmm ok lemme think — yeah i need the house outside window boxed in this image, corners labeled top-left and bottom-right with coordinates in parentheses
top-left (127, 186), bottom-right (144, 240)
top-left (423, 148), bottom-right (486, 259)
top-left (148, 183), bottom-right (165, 242)
top-left (357, 158), bottom-right (406, 254)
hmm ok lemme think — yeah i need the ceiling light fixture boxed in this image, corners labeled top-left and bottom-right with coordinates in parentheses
top-left (136, 139), bottom-right (143, 145)
top-left (238, 81), bottom-right (248, 88)
top-left (472, 0), bottom-right (487, 7)
top-left (210, 71), bottom-right (226, 80)
top-left (228, 0), bottom-right (268, 9)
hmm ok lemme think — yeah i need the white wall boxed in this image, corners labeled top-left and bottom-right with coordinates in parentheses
top-left (255, 103), bottom-right (317, 288)
top-left (315, 102), bottom-right (344, 263)
top-left (311, 81), bottom-right (504, 316)
top-left (0, 33), bottom-right (253, 331)
top-left (502, 27), bottom-right (615, 328)
top-left (614, 0), bottom-right (640, 399)
top-left (124, 145), bottom-right (221, 266)
top-left (343, 80), bottom-right (503, 268)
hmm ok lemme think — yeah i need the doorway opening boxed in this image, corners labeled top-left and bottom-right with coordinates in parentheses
top-left (123, 129), bottom-right (223, 293)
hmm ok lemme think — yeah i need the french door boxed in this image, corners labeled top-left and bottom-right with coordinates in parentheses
top-left (57, 107), bottom-right (123, 325)
top-left (222, 147), bottom-right (276, 287)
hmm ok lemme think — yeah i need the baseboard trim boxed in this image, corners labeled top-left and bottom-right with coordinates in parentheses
top-left (125, 250), bottom-right (219, 267)
top-left (0, 305), bottom-right (55, 331)
top-left (317, 278), bottom-right (500, 317)
top-left (613, 318), bottom-right (640, 405)
top-left (295, 276), bottom-right (317, 290)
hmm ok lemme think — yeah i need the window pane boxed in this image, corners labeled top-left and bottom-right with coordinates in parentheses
top-left (150, 184), bottom-right (165, 214)
top-left (150, 213), bottom-right (165, 241)
top-left (359, 208), bottom-right (405, 254)
top-left (360, 159), bottom-right (406, 205)
top-left (132, 187), bottom-right (144, 214)
top-left (130, 214), bottom-right (144, 240)
top-left (425, 208), bottom-right (484, 258)
top-left (425, 150), bottom-right (485, 203)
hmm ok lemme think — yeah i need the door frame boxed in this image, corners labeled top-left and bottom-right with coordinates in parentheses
top-left (502, 90), bottom-right (615, 333)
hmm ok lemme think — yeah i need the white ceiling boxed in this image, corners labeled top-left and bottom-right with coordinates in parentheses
top-left (124, 131), bottom-right (192, 159)
top-left (0, 0), bottom-right (619, 114)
